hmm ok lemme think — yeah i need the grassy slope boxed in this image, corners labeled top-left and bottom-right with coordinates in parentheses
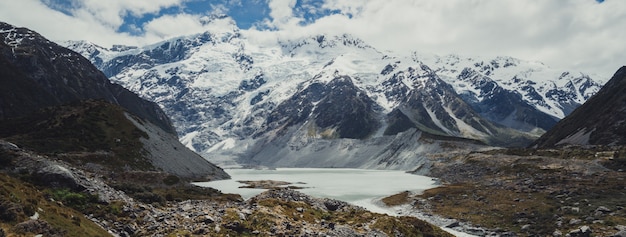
top-left (0, 99), bottom-right (153, 170)
top-left (0, 173), bottom-right (111, 236)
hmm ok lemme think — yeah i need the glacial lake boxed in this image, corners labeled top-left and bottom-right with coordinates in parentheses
top-left (194, 168), bottom-right (439, 213)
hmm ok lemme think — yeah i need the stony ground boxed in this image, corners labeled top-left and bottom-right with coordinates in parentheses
top-left (0, 140), bottom-right (452, 237)
top-left (399, 148), bottom-right (626, 237)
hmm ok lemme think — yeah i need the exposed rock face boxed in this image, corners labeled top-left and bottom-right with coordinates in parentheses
top-left (262, 75), bottom-right (380, 139)
top-left (0, 21), bottom-right (174, 134)
top-left (533, 66), bottom-right (626, 147)
top-left (455, 67), bottom-right (560, 132)
top-left (1, 140), bottom-right (134, 203)
top-left (385, 65), bottom-right (494, 138)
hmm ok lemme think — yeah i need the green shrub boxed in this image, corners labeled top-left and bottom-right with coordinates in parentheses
top-left (162, 175), bottom-right (180, 186)
top-left (50, 189), bottom-right (98, 210)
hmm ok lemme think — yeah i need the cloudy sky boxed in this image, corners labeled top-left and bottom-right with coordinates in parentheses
top-left (0, 0), bottom-right (624, 77)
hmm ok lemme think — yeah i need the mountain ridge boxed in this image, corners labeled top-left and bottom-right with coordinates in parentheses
top-left (533, 66), bottom-right (626, 147)
top-left (0, 21), bottom-right (229, 181)
top-left (0, 22), bottom-right (175, 134)
top-left (62, 18), bottom-right (607, 168)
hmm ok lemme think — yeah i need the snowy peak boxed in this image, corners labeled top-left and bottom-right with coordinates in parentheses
top-left (380, 65), bottom-right (524, 145)
top-left (63, 21), bottom-right (607, 168)
top-left (534, 66), bottom-right (626, 147)
top-left (280, 34), bottom-right (373, 54)
top-left (417, 52), bottom-right (605, 120)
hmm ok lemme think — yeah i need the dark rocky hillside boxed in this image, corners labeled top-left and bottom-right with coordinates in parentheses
top-left (0, 22), bottom-right (174, 134)
top-left (262, 75), bottom-right (380, 139)
top-left (0, 22), bottom-right (229, 181)
top-left (455, 68), bottom-right (560, 132)
top-left (0, 100), bottom-right (228, 181)
top-left (533, 66), bottom-right (626, 147)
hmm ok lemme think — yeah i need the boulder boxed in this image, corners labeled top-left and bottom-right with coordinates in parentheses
top-left (595, 206), bottom-right (611, 213)
top-left (567, 225), bottom-right (591, 237)
top-left (553, 230), bottom-right (563, 237)
top-left (613, 230), bottom-right (626, 237)
top-left (35, 164), bottom-right (85, 191)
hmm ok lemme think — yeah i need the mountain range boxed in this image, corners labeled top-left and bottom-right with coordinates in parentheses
top-left (2, 18), bottom-right (626, 237)
top-left (0, 21), bottom-right (454, 236)
top-left (63, 16), bottom-right (606, 168)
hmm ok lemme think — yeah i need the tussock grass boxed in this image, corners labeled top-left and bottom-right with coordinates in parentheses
top-left (0, 100), bottom-right (153, 171)
top-left (0, 173), bottom-right (110, 236)
top-left (381, 191), bottom-right (411, 206)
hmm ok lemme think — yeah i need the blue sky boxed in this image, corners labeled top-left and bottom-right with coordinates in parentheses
top-left (0, 0), bottom-right (624, 76)
top-left (39, 0), bottom-right (338, 34)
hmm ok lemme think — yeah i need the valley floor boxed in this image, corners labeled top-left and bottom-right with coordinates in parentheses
top-left (0, 140), bottom-right (452, 237)
top-left (385, 147), bottom-right (626, 236)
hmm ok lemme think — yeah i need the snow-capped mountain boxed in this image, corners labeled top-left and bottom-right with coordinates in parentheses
top-left (533, 66), bottom-right (626, 147)
top-left (63, 16), bottom-right (606, 169)
top-left (416, 54), bottom-right (603, 130)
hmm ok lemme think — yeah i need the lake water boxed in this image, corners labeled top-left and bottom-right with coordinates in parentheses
top-left (195, 168), bottom-right (476, 237)
top-left (194, 168), bottom-right (438, 211)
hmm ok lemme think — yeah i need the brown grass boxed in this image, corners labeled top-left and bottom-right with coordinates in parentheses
top-left (0, 173), bottom-right (111, 236)
top-left (381, 191), bottom-right (411, 206)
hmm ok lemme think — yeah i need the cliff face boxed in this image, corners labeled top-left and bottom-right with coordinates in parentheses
top-left (533, 66), bottom-right (626, 147)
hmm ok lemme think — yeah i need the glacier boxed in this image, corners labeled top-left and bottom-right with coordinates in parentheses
top-left (63, 16), bottom-right (606, 169)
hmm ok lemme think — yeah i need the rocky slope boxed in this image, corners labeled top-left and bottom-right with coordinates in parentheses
top-left (0, 21), bottom-right (228, 181)
top-left (403, 147), bottom-right (626, 236)
top-left (533, 66), bottom-right (626, 147)
top-left (63, 16), bottom-right (606, 168)
top-left (0, 22), bottom-right (173, 134)
top-left (0, 100), bottom-right (229, 181)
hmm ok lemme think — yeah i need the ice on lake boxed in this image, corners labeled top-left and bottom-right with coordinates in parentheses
top-left (194, 168), bottom-right (438, 211)
top-left (195, 168), bottom-right (478, 237)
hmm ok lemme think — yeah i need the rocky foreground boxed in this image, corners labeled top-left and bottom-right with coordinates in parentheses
top-left (0, 140), bottom-right (452, 236)
top-left (392, 147), bottom-right (626, 237)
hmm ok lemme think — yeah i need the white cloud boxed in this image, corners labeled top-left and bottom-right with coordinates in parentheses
top-left (70, 0), bottom-right (187, 28)
top-left (143, 14), bottom-right (205, 38)
top-left (0, 0), bottom-right (135, 45)
top-left (0, 0), bottom-right (624, 76)
top-left (0, 0), bottom-right (189, 46)
top-left (266, 0), bottom-right (301, 28)
top-left (256, 0), bottom-right (626, 76)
